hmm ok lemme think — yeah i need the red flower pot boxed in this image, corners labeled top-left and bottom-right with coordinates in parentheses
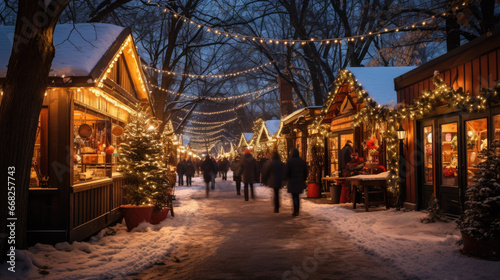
top-left (150, 208), bottom-right (170, 225)
top-left (461, 231), bottom-right (500, 259)
top-left (120, 205), bottom-right (154, 231)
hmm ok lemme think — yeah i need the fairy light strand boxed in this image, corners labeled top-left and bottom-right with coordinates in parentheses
top-left (156, 5), bottom-right (453, 46)
top-left (180, 116), bottom-right (239, 125)
top-left (150, 84), bottom-right (278, 101)
top-left (143, 61), bottom-right (275, 79)
top-left (181, 101), bottom-right (252, 115)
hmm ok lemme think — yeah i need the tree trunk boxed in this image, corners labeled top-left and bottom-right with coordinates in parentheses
top-left (0, 0), bottom-right (69, 262)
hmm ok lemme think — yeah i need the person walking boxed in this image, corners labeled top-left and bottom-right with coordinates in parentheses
top-left (201, 155), bottom-right (213, 197)
top-left (176, 159), bottom-right (186, 186)
top-left (230, 155), bottom-right (242, 195)
top-left (284, 148), bottom-right (308, 216)
top-left (240, 149), bottom-right (259, 201)
top-left (259, 154), bottom-right (270, 185)
top-left (185, 158), bottom-right (195, 186)
top-left (339, 140), bottom-right (353, 177)
top-left (220, 157), bottom-right (229, 181)
top-left (262, 151), bottom-right (284, 213)
top-left (211, 157), bottom-right (218, 190)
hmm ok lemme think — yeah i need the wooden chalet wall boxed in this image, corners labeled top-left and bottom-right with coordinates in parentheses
top-left (395, 29), bottom-right (500, 211)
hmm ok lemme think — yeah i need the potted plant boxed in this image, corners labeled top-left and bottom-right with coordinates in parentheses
top-left (306, 145), bottom-right (322, 198)
top-left (118, 106), bottom-right (173, 230)
top-left (457, 140), bottom-right (500, 259)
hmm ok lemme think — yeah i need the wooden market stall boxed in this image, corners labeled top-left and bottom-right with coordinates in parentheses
top-left (0, 23), bottom-right (151, 244)
top-left (314, 67), bottom-right (415, 180)
top-left (237, 132), bottom-right (254, 154)
top-left (394, 28), bottom-right (500, 215)
top-left (280, 106), bottom-right (322, 160)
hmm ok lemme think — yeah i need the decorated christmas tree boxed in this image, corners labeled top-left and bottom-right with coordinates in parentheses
top-left (457, 140), bottom-right (500, 241)
top-left (306, 145), bottom-right (322, 184)
top-left (118, 106), bottom-right (172, 211)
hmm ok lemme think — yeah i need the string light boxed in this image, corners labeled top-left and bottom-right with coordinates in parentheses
top-left (157, 6), bottom-right (452, 46)
top-left (181, 101), bottom-right (252, 115)
top-left (313, 68), bottom-right (500, 195)
top-left (183, 128), bottom-right (226, 136)
top-left (183, 116), bottom-right (239, 125)
top-left (182, 122), bottom-right (228, 131)
top-left (97, 36), bottom-right (147, 96)
top-left (187, 135), bottom-right (223, 143)
top-left (150, 84), bottom-right (278, 101)
top-left (143, 61), bottom-right (275, 79)
top-left (89, 88), bottom-right (134, 113)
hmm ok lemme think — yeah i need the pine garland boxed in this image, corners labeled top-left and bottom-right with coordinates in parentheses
top-left (312, 69), bottom-right (500, 196)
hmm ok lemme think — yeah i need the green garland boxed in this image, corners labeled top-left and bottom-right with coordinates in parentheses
top-left (312, 69), bottom-right (500, 195)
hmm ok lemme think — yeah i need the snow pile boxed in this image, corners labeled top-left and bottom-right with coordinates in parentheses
top-left (265, 120), bottom-right (281, 136)
top-left (303, 198), bottom-right (499, 279)
top-left (346, 66), bottom-right (416, 106)
top-left (0, 186), bottom-right (202, 280)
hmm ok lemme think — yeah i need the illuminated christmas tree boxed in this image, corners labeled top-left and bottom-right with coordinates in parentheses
top-left (118, 105), bottom-right (172, 211)
top-left (457, 140), bottom-right (500, 242)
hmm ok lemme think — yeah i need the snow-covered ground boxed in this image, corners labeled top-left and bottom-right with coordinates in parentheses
top-left (1, 173), bottom-right (498, 279)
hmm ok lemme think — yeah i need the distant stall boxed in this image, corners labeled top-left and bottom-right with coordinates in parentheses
top-left (281, 107), bottom-right (322, 160)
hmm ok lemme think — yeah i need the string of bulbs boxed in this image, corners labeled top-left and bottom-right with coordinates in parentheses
top-left (143, 61), bottom-right (275, 79)
top-left (148, 4), bottom-right (462, 46)
top-left (150, 84), bottom-right (278, 101)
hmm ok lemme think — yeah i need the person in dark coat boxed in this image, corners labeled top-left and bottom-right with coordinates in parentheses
top-left (284, 148), bottom-right (308, 216)
top-left (339, 140), bottom-right (353, 177)
top-left (184, 158), bottom-right (195, 186)
top-left (176, 159), bottom-right (186, 186)
top-left (239, 149), bottom-right (259, 201)
top-left (201, 155), bottom-right (214, 197)
top-left (220, 157), bottom-right (229, 181)
top-left (262, 151), bottom-right (284, 213)
top-left (230, 155), bottom-right (242, 195)
top-left (211, 157), bottom-right (218, 189)
top-left (259, 154), bottom-right (270, 185)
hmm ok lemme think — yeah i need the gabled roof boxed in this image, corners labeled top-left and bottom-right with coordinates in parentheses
top-left (265, 120), bottom-right (282, 137)
top-left (0, 23), bottom-right (123, 77)
top-left (238, 133), bottom-right (253, 148)
top-left (316, 67), bottom-right (416, 125)
top-left (0, 23), bottom-right (149, 102)
top-left (346, 67), bottom-right (416, 106)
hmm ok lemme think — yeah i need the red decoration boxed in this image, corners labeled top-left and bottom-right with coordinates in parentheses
top-left (443, 166), bottom-right (455, 177)
top-left (105, 145), bottom-right (115, 155)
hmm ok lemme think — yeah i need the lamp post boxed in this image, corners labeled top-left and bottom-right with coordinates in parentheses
top-left (397, 124), bottom-right (407, 210)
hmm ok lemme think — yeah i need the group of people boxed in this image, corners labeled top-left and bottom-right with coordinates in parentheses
top-left (176, 158), bottom-right (195, 186)
top-left (229, 148), bottom-right (308, 216)
top-left (177, 148), bottom-right (309, 216)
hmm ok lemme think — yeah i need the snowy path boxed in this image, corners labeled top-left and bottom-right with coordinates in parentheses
top-left (133, 175), bottom-right (406, 280)
top-left (1, 172), bottom-right (498, 279)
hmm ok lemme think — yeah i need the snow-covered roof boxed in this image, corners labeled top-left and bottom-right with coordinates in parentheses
top-left (243, 133), bottom-right (253, 142)
top-left (265, 120), bottom-right (281, 136)
top-left (0, 23), bottom-right (126, 77)
top-left (346, 67), bottom-right (416, 106)
top-left (282, 106), bottom-right (322, 123)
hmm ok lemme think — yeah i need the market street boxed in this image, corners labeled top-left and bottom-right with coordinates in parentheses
top-left (133, 175), bottom-right (407, 280)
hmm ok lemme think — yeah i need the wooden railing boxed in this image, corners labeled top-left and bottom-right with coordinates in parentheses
top-left (69, 176), bottom-right (126, 241)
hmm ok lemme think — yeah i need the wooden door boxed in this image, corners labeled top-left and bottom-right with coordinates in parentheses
top-left (437, 117), bottom-right (461, 215)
